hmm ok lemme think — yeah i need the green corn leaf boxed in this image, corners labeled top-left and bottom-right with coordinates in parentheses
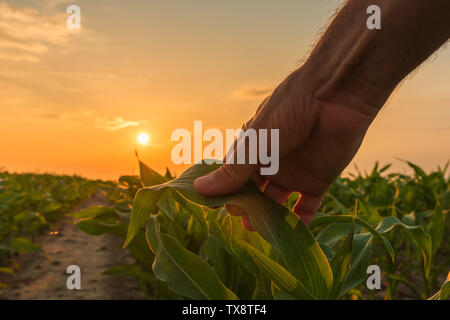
top-left (310, 215), bottom-right (394, 262)
top-left (69, 206), bottom-right (118, 219)
top-left (40, 202), bottom-right (63, 214)
top-left (312, 213), bottom-right (432, 281)
top-left (139, 159), bottom-right (207, 234)
top-left (325, 193), bottom-right (349, 214)
top-left (318, 243), bottom-right (335, 261)
top-left (428, 272), bottom-right (450, 300)
top-left (173, 191), bottom-right (208, 235)
top-left (76, 219), bottom-right (125, 236)
top-left (139, 159), bottom-right (175, 221)
top-left (251, 274), bottom-right (272, 300)
top-left (341, 234), bottom-right (373, 295)
top-left (329, 224), bottom-right (354, 299)
top-left (138, 157), bottom-right (168, 186)
top-left (243, 242), bottom-right (317, 300)
top-left (206, 212), bottom-right (274, 287)
top-left (428, 205), bottom-right (446, 257)
top-left (406, 161), bottom-right (429, 181)
top-left (145, 216), bottom-right (238, 300)
top-left (313, 212), bottom-right (375, 296)
top-left (440, 281), bottom-right (450, 300)
top-left (385, 273), bottom-right (423, 299)
top-left (271, 283), bottom-right (296, 300)
top-left (125, 161), bottom-right (333, 298)
top-left (375, 216), bottom-right (432, 278)
top-left (157, 190), bottom-right (177, 220)
top-left (124, 188), bottom-right (164, 247)
top-left (317, 223), bottom-right (364, 248)
top-left (228, 214), bottom-right (274, 275)
top-left (205, 209), bottom-right (231, 253)
top-left (3, 237), bottom-right (40, 253)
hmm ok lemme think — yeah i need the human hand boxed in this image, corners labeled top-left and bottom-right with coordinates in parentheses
top-left (194, 0), bottom-right (449, 230)
top-left (194, 70), bottom-right (379, 230)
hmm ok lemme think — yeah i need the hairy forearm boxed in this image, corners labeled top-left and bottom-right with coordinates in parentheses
top-left (292, 0), bottom-right (450, 116)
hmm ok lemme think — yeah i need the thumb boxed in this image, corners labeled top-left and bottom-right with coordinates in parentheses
top-left (194, 163), bottom-right (256, 196)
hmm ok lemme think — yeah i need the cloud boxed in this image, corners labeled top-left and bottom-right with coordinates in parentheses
top-left (231, 85), bottom-right (273, 100)
top-left (0, 51), bottom-right (40, 62)
top-left (44, 0), bottom-right (74, 9)
top-left (31, 109), bottom-right (146, 131)
top-left (0, 2), bottom-right (97, 62)
top-left (95, 117), bottom-right (145, 131)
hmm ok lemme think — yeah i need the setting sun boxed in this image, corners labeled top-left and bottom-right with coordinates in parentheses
top-left (137, 132), bottom-right (150, 146)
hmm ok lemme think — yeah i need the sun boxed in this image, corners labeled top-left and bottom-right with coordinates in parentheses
top-left (137, 132), bottom-right (150, 146)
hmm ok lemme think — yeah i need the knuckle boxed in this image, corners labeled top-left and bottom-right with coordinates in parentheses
top-left (219, 164), bottom-right (240, 180)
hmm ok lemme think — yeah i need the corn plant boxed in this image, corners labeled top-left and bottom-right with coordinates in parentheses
top-left (67, 162), bottom-right (448, 299)
top-left (0, 171), bottom-right (99, 287)
top-left (71, 159), bottom-right (448, 300)
top-left (315, 161), bottom-right (449, 299)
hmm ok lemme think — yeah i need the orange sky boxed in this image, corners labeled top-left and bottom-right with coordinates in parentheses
top-left (1, 0), bottom-right (449, 180)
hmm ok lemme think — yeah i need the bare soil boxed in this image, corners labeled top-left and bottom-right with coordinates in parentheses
top-left (0, 190), bottom-right (147, 300)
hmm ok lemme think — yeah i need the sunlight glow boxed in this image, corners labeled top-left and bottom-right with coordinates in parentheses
top-left (137, 132), bottom-right (150, 145)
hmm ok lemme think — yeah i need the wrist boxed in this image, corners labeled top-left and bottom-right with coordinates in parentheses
top-left (291, 58), bottom-right (390, 120)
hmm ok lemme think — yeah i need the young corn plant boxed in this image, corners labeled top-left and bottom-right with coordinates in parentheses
top-left (120, 160), bottom-right (428, 299)
top-left (315, 161), bottom-right (449, 299)
top-left (71, 159), bottom-right (448, 300)
top-left (0, 171), bottom-right (99, 288)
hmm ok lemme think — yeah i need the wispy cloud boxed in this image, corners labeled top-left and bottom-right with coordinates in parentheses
top-left (31, 108), bottom-right (93, 121)
top-left (95, 117), bottom-right (145, 131)
top-left (0, 2), bottom-right (97, 62)
top-left (44, 0), bottom-right (74, 10)
top-left (0, 51), bottom-right (40, 62)
top-left (231, 85), bottom-right (273, 100)
top-left (32, 109), bottom-right (146, 132)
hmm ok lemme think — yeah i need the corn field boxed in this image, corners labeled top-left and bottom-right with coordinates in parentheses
top-left (57, 159), bottom-right (449, 300)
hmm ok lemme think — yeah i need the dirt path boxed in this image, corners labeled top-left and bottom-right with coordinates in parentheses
top-left (0, 190), bottom-right (147, 300)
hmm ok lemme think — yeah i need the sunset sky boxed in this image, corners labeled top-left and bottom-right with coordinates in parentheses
top-left (1, 0), bottom-right (449, 180)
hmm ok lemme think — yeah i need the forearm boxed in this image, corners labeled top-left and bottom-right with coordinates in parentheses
top-left (292, 0), bottom-right (450, 116)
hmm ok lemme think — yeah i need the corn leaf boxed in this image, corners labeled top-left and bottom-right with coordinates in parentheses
top-left (428, 206), bottom-right (446, 257)
top-left (243, 242), bottom-right (317, 300)
top-left (310, 215), bottom-right (394, 262)
top-left (69, 206), bottom-right (118, 219)
top-left (375, 216), bottom-right (432, 278)
top-left (429, 272), bottom-right (450, 300)
top-left (341, 234), bottom-right (373, 295)
top-left (329, 225), bottom-right (354, 299)
top-left (145, 216), bottom-right (238, 300)
top-left (125, 161), bottom-right (333, 298)
top-left (138, 158), bottom-right (167, 186)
